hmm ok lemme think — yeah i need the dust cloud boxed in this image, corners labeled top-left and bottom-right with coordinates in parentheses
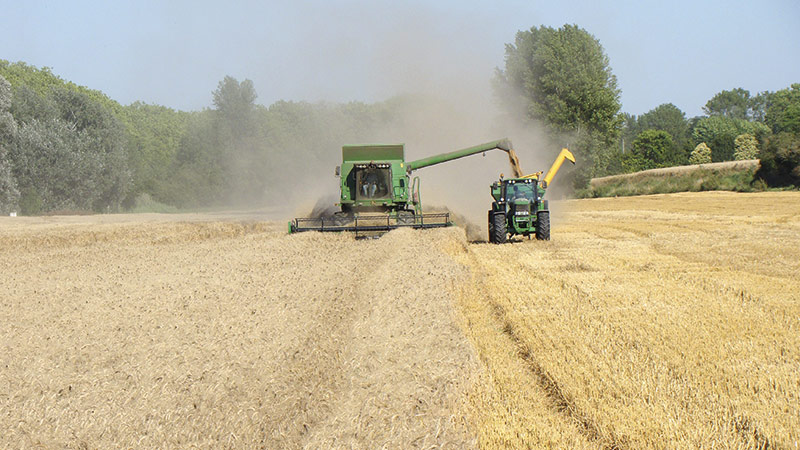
top-left (258, 4), bottom-right (578, 237)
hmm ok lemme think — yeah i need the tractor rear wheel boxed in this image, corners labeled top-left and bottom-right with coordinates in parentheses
top-left (487, 210), bottom-right (495, 243)
top-left (536, 210), bottom-right (550, 240)
top-left (491, 211), bottom-right (507, 244)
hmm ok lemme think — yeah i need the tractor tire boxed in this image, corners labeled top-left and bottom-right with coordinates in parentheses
top-left (491, 212), bottom-right (507, 244)
top-left (536, 210), bottom-right (550, 240)
top-left (487, 210), bottom-right (495, 243)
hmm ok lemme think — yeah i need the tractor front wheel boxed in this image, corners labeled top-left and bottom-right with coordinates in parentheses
top-left (536, 210), bottom-right (550, 240)
top-left (491, 211), bottom-right (507, 244)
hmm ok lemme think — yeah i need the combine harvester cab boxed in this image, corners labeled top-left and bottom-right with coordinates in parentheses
top-left (488, 148), bottom-right (576, 243)
top-left (290, 139), bottom-right (522, 238)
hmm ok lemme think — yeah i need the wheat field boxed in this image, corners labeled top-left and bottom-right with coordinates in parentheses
top-left (1, 191), bottom-right (798, 448)
top-left (454, 191), bottom-right (800, 449)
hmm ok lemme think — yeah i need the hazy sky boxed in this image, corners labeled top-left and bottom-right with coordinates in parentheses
top-left (2, 0), bottom-right (798, 117)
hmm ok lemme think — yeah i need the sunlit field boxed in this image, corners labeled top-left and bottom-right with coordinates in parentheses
top-left (453, 191), bottom-right (800, 449)
top-left (1, 191), bottom-right (798, 448)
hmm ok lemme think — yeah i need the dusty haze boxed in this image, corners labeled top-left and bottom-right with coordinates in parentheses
top-left (268, 7), bottom-right (574, 236)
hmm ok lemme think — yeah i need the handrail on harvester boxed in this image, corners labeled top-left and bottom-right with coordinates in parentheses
top-left (406, 138), bottom-right (523, 177)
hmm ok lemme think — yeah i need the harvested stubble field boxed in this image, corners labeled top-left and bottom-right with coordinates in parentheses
top-left (1, 191), bottom-right (799, 449)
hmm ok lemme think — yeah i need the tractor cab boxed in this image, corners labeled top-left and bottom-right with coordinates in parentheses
top-left (507, 180), bottom-right (536, 219)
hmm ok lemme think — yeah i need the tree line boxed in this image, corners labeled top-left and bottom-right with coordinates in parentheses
top-left (1, 27), bottom-right (799, 215)
top-left (0, 62), bottom-right (416, 214)
top-left (493, 24), bottom-right (800, 189)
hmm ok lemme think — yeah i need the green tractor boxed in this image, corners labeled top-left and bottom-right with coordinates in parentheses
top-left (290, 138), bottom-right (524, 236)
top-left (488, 148), bottom-right (575, 243)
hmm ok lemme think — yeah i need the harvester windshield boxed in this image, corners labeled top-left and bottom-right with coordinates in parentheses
top-left (355, 166), bottom-right (391, 200)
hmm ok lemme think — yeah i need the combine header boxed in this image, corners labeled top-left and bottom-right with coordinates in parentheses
top-left (290, 139), bottom-right (522, 237)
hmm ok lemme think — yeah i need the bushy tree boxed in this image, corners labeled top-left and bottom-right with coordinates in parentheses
top-left (755, 132), bottom-right (800, 186)
top-left (638, 104), bottom-right (689, 143)
top-left (213, 76), bottom-right (257, 125)
top-left (690, 143), bottom-right (712, 164)
top-left (750, 91), bottom-right (771, 122)
top-left (765, 84), bottom-right (800, 134)
top-left (6, 86), bottom-right (131, 213)
top-left (11, 118), bottom-right (103, 213)
top-left (618, 104), bottom-right (690, 165)
top-left (119, 102), bottom-right (188, 205)
top-left (692, 116), bottom-right (769, 161)
top-left (622, 130), bottom-right (674, 172)
top-left (0, 75), bottom-right (20, 213)
top-left (703, 88), bottom-right (752, 120)
top-left (733, 133), bottom-right (759, 160)
top-left (494, 24), bottom-right (621, 185)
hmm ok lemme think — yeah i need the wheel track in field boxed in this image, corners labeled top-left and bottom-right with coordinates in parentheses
top-left (459, 235), bottom-right (788, 449)
top-left (461, 248), bottom-right (628, 450)
top-left (489, 298), bottom-right (627, 450)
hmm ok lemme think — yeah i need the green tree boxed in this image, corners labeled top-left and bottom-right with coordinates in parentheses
top-left (622, 130), bottom-right (674, 172)
top-left (765, 84), bottom-right (800, 134)
top-left (119, 102), bottom-right (188, 205)
top-left (733, 133), bottom-right (758, 160)
top-left (690, 143), bottom-right (712, 164)
top-left (212, 76), bottom-right (264, 203)
top-left (0, 75), bottom-right (20, 213)
top-left (9, 84), bottom-right (57, 124)
top-left (749, 91), bottom-right (771, 122)
top-left (11, 118), bottom-right (104, 213)
top-left (213, 76), bottom-right (257, 132)
top-left (703, 88), bottom-right (752, 120)
top-left (494, 24), bottom-right (621, 184)
top-left (633, 103), bottom-right (691, 166)
top-left (0, 75), bottom-right (15, 142)
top-left (692, 116), bottom-right (769, 161)
top-left (755, 132), bottom-right (800, 186)
top-left (6, 84), bottom-right (131, 213)
top-left (619, 112), bottom-right (639, 154)
top-left (638, 104), bottom-right (688, 138)
top-left (47, 87), bottom-right (131, 210)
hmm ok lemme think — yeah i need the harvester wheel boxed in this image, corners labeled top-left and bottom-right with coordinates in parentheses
top-left (491, 212), bottom-right (507, 244)
top-left (536, 210), bottom-right (550, 240)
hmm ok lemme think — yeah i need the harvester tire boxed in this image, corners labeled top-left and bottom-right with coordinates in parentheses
top-left (491, 212), bottom-right (507, 244)
top-left (536, 210), bottom-right (550, 240)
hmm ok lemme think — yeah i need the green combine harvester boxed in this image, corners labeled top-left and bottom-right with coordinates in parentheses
top-left (488, 148), bottom-right (576, 243)
top-left (290, 139), bottom-right (523, 236)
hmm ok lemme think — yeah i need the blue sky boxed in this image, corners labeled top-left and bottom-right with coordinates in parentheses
top-left (2, 0), bottom-right (798, 117)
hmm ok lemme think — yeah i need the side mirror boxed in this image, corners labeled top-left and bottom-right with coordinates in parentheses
top-left (335, 166), bottom-right (340, 176)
